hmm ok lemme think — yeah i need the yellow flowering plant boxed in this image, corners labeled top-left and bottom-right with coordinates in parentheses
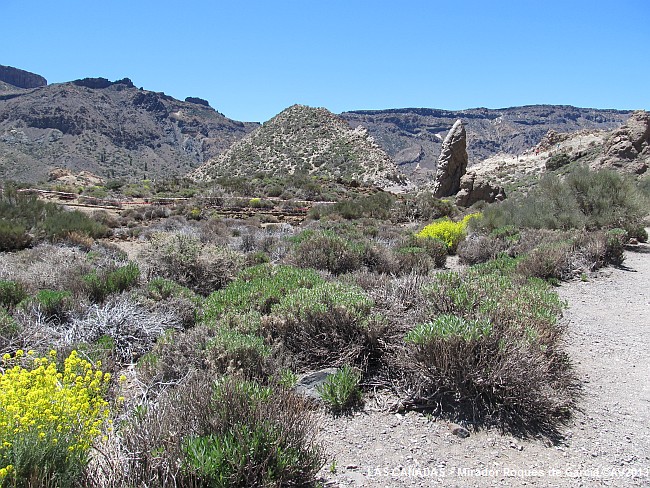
top-left (416, 213), bottom-right (481, 252)
top-left (0, 350), bottom-right (111, 486)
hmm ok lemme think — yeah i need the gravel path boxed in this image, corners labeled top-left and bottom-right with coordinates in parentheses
top-left (318, 244), bottom-right (650, 487)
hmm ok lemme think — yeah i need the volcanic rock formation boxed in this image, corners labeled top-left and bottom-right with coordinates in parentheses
top-left (432, 120), bottom-right (468, 197)
top-left (0, 65), bottom-right (47, 89)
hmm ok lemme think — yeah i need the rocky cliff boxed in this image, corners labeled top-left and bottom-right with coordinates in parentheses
top-left (0, 65), bottom-right (47, 89)
top-left (340, 105), bottom-right (632, 180)
top-left (0, 79), bottom-right (257, 183)
top-left (191, 104), bottom-right (407, 189)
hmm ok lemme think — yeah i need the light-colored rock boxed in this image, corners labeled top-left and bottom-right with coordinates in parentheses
top-left (432, 120), bottom-right (468, 197)
top-left (293, 368), bottom-right (338, 400)
top-left (455, 171), bottom-right (505, 207)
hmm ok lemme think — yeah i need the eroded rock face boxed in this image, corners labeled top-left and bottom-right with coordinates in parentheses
top-left (599, 111), bottom-right (649, 174)
top-left (432, 120), bottom-right (468, 197)
top-left (0, 65), bottom-right (47, 89)
top-left (455, 172), bottom-right (505, 207)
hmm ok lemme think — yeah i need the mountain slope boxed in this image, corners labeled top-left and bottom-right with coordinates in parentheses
top-left (341, 105), bottom-right (633, 179)
top-left (0, 78), bottom-right (257, 183)
top-left (191, 105), bottom-right (407, 188)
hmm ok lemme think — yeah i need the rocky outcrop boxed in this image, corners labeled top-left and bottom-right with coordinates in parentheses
top-left (0, 65), bottom-right (47, 89)
top-left (71, 77), bottom-right (135, 89)
top-left (432, 120), bottom-right (468, 197)
top-left (185, 97), bottom-right (211, 107)
top-left (455, 172), bottom-right (505, 207)
top-left (598, 111), bottom-right (649, 174)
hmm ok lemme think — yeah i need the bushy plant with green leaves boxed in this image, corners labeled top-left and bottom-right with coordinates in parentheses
top-left (399, 259), bottom-right (575, 434)
top-left (0, 281), bottom-right (28, 310)
top-left (316, 365), bottom-right (362, 412)
top-left (290, 231), bottom-right (363, 275)
top-left (203, 264), bottom-right (324, 319)
top-left (416, 213), bottom-right (480, 253)
top-left (83, 262), bottom-right (140, 303)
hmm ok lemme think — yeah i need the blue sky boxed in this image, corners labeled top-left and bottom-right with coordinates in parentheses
top-left (2, 0), bottom-right (648, 122)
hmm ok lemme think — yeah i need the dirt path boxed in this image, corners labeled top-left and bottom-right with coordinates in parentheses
top-left (319, 244), bottom-right (650, 487)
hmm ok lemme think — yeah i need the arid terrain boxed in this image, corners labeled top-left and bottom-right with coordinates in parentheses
top-left (317, 242), bottom-right (650, 487)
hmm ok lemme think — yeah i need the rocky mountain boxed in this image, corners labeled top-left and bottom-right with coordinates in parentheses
top-left (191, 105), bottom-right (407, 189)
top-left (340, 105), bottom-right (633, 180)
top-left (0, 77), bottom-right (257, 183)
top-left (0, 65), bottom-right (47, 89)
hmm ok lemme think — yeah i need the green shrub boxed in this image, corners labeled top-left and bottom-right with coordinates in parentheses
top-left (182, 378), bottom-right (325, 487)
top-left (316, 365), bottom-right (362, 412)
top-left (0, 219), bottom-right (31, 251)
top-left (0, 281), bottom-right (28, 309)
top-left (398, 263), bottom-right (575, 434)
top-left (41, 209), bottom-right (110, 241)
top-left (21, 289), bottom-right (73, 322)
top-left (480, 167), bottom-right (647, 232)
top-left (203, 264), bottom-right (324, 319)
top-left (264, 281), bottom-right (384, 368)
top-left (83, 262), bottom-right (140, 303)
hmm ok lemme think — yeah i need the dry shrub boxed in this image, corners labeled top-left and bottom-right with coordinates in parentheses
top-left (103, 374), bottom-right (324, 488)
top-left (140, 232), bottom-right (245, 296)
top-left (361, 244), bottom-right (399, 274)
top-left (67, 295), bottom-right (180, 363)
top-left (458, 233), bottom-right (511, 265)
top-left (395, 262), bottom-right (577, 435)
top-left (289, 232), bottom-right (362, 275)
top-left (262, 282), bottom-right (387, 369)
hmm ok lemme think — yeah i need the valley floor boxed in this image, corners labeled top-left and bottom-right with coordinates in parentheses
top-left (318, 242), bottom-right (650, 487)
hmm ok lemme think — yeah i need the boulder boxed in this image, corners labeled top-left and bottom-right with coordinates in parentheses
top-left (432, 120), bottom-right (468, 197)
top-left (455, 172), bottom-right (505, 207)
top-left (293, 368), bottom-right (338, 401)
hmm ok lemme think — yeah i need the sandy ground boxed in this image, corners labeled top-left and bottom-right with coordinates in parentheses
top-left (318, 243), bottom-right (650, 487)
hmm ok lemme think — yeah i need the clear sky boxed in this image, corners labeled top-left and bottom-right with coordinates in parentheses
top-left (2, 0), bottom-right (648, 122)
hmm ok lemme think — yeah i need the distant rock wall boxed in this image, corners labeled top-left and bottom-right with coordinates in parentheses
top-left (0, 65), bottom-right (47, 89)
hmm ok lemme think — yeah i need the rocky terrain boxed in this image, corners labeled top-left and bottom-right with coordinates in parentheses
top-left (0, 74), bottom-right (257, 183)
top-left (0, 65), bottom-right (47, 89)
top-left (341, 106), bottom-right (633, 181)
top-left (191, 104), bottom-right (408, 189)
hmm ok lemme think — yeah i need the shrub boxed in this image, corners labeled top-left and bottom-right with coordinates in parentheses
top-left (83, 262), bottom-right (140, 303)
top-left (141, 233), bottom-right (244, 295)
top-left (0, 281), bottom-right (28, 309)
top-left (416, 214), bottom-right (479, 253)
top-left (263, 281), bottom-right (384, 368)
top-left (397, 263), bottom-right (576, 434)
top-left (0, 219), bottom-right (31, 251)
top-left (0, 350), bottom-right (110, 487)
top-left (395, 247), bottom-right (433, 275)
top-left (605, 228), bottom-right (627, 266)
top-left (290, 232), bottom-right (362, 275)
top-left (316, 365), bottom-right (363, 412)
top-left (480, 167), bottom-right (648, 232)
top-left (20, 289), bottom-right (73, 323)
top-left (203, 264), bottom-right (324, 319)
top-left (183, 378), bottom-right (324, 487)
top-left (118, 374), bottom-right (324, 487)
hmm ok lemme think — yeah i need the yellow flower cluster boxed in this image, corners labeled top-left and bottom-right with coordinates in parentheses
top-left (416, 213), bottom-right (481, 251)
top-left (0, 350), bottom-right (110, 479)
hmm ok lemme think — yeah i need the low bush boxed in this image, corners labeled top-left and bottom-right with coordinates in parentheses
top-left (0, 350), bottom-right (110, 487)
top-left (316, 365), bottom-right (363, 412)
top-left (416, 214), bottom-right (480, 253)
top-left (263, 281), bottom-right (385, 369)
top-left (20, 289), bottom-right (73, 323)
top-left (0, 219), bottom-right (31, 251)
top-left (118, 374), bottom-right (324, 487)
top-left (0, 281), bottom-right (28, 309)
top-left (203, 264), bottom-right (324, 319)
top-left (397, 262), bottom-right (576, 434)
top-left (140, 233), bottom-right (244, 295)
top-left (289, 232), bottom-right (362, 275)
top-left (83, 262), bottom-right (140, 303)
